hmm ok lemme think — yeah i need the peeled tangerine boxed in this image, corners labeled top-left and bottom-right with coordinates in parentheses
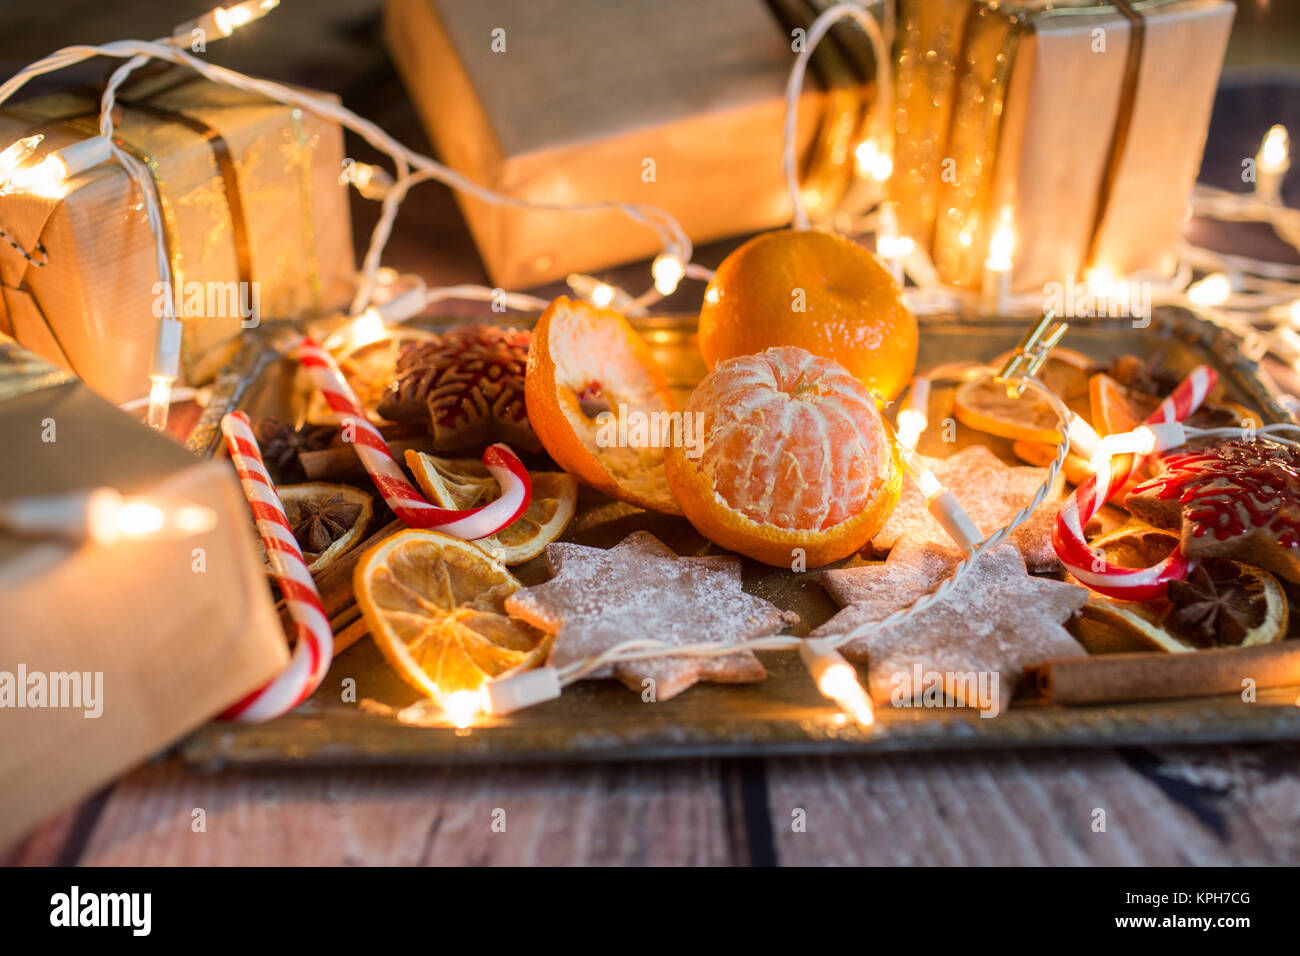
top-left (666, 346), bottom-right (901, 569)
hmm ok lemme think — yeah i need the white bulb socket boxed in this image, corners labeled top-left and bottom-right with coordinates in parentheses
top-left (480, 667), bottom-right (562, 716)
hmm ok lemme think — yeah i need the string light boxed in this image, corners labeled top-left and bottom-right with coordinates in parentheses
top-left (1256, 124), bottom-right (1290, 203)
top-left (799, 638), bottom-right (874, 727)
top-left (174, 0), bottom-right (279, 42)
top-left (895, 441), bottom-right (984, 554)
top-left (339, 160), bottom-right (393, 201)
top-left (4, 135), bottom-right (113, 197)
top-left (0, 488), bottom-right (216, 545)
top-left (895, 377), bottom-right (930, 450)
top-left (0, 133), bottom-right (42, 190)
top-left (1187, 271), bottom-right (1233, 306)
top-left (854, 138), bottom-right (893, 182)
top-left (439, 690), bottom-right (483, 729)
top-left (652, 254), bottom-right (686, 297)
top-left (982, 205), bottom-right (1015, 314)
top-left (567, 273), bottom-right (639, 313)
top-left (875, 201), bottom-right (912, 284)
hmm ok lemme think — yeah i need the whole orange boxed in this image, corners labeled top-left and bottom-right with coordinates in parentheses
top-left (697, 229), bottom-right (917, 401)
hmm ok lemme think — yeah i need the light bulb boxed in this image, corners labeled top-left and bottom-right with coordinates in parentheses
top-left (0, 134), bottom-right (43, 187)
top-left (0, 488), bottom-right (216, 545)
top-left (652, 255), bottom-right (685, 297)
top-left (1187, 273), bottom-right (1231, 307)
top-left (896, 408), bottom-right (927, 451)
top-left (1085, 265), bottom-right (1116, 298)
top-left (591, 283), bottom-right (615, 308)
top-left (1260, 124), bottom-right (1290, 175)
top-left (799, 639), bottom-right (874, 728)
top-left (213, 0), bottom-right (278, 35)
top-left (350, 308), bottom-right (387, 348)
top-left (440, 690), bottom-right (482, 729)
top-left (986, 207), bottom-right (1015, 271)
top-left (854, 139), bottom-right (893, 181)
top-left (146, 375), bottom-right (174, 431)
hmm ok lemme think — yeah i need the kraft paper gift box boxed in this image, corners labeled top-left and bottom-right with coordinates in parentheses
top-left (0, 337), bottom-right (289, 849)
top-left (0, 68), bottom-right (355, 405)
top-left (892, 0), bottom-right (1235, 293)
top-left (385, 0), bottom-right (888, 289)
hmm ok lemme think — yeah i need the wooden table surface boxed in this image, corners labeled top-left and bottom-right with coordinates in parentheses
top-left (5, 1), bottom-right (1300, 867)
top-left (5, 744), bottom-right (1300, 865)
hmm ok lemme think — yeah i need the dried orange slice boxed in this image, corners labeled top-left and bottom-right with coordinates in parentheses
top-left (1072, 527), bottom-right (1288, 653)
top-left (267, 482), bottom-right (373, 575)
top-left (953, 348), bottom-right (1094, 444)
top-left (665, 346), bottom-right (901, 568)
top-left (404, 450), bottom-right (577, 565)
top-left (305, 327), bottom-right (438, 425)
top-left (353, 529), bottom-right (551, 698)
top-left (1011, 440), bottom-right (1093, 486)
top-left (525, 295), bottom-right (682, 514)
top-left (1089, 372), bottom-right (1151, 436)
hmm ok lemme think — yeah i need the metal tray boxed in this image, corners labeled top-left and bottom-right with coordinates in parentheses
top-left (179, 307), bottom-right (1300, 767)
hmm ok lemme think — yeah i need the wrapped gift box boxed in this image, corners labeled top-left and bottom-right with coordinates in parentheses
top-left (893, 0), bottom-right (1235, 292)
top-left (0, 68), bottom-right (355, 404)
top-left (0, 337), bottom-right (289, 849)
top-left (385, 0), bottom-right (886, 288)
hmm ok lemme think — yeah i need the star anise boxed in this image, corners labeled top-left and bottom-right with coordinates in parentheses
top-left (1163, 559), bottom-right (1255, 648)
top-left (292, 494), bottom-right (362, 553)
top-left (256, 418), bottom-right (336, 475)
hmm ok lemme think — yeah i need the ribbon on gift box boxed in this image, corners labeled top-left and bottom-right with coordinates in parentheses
top-left (0, 66), bottom-right (350, 401)
top-left (894, 0), bottom-right (1195, 289)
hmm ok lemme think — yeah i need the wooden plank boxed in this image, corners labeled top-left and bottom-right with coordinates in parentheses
top-left (77, 758), bottom-right (739, 866)
top-left (763, 746), bottom-right (1300, 865)
top-left (0, 804), bottom-right (83, 866)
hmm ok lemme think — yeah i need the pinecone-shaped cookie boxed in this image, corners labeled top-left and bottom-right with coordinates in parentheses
top-left (378, 326), bottom-right (541, 453)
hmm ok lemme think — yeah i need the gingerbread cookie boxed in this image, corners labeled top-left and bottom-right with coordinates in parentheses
top-left (504, 531), bottom-right (797, 700)
top-left (816, 538), bottom-right (1087, 713)
top-left (1125, 440), bottom-right (1300, 583)
top-left (378, 326), bottom-right (541, 453)
top-left (871, 444), bottom-right (1064, 571)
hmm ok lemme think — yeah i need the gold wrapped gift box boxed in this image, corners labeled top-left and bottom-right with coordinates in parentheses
top-left (0, 69), bottom-right (355, 404)
top-left (893, 0), bottom-right (1235, 292)
top-left (0, 338), bottom-right (289, 849)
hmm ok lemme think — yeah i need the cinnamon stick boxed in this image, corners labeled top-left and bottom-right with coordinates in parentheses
top-left (300, 437), bottom-right (431, 481)
top-left (333, 613), bottom-right (372, 657)
top-left (276, 518), bottom-right (403, 656)
top-left (1035, 641), bottom-right (1300, 705)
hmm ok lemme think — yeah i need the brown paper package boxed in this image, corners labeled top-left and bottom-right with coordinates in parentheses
top-left (0, 339), bottom-right (289, 849)
top-left (893, 0), bottom-right (1235, 292)
top-left (384, 0), bottom-right (858, 289)
top-left (0, 69), bottom-right (355, 404)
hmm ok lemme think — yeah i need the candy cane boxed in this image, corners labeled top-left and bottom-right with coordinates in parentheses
top-left (295, 336), bottom-right (531, 538)
top-left (220, 411), bottom-right (332, 721)
top-left (1053, 365), bottom-right (1217, 601)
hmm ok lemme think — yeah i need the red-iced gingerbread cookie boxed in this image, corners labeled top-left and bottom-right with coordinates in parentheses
top-left (1125, 440), bottom-right (1300, 583)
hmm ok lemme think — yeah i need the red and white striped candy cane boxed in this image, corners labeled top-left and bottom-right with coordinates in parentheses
top-left (1053, 365), bottom-right (1217, 601)
top-left (295, 336), bottom-right (531, 538)
top-left (220, 411), bottom-right (332, 721)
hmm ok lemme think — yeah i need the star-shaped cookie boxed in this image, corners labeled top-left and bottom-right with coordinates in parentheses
top-left (814, 538), bottom-right (1086, 713)
top-left (504, 531), bottom-right (798, 700)
top-left (871, 444), bottom-right (1063, 571)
